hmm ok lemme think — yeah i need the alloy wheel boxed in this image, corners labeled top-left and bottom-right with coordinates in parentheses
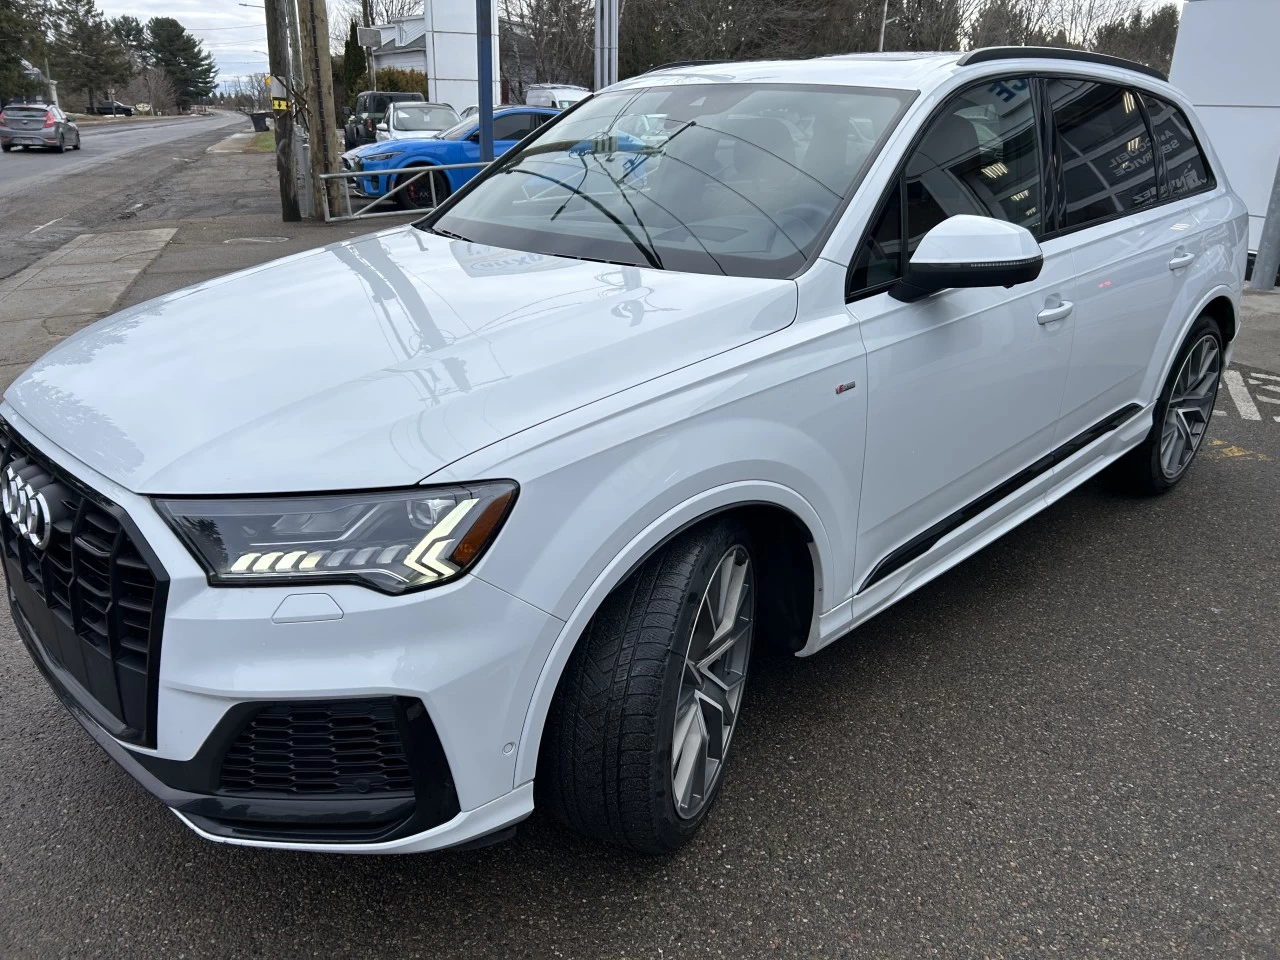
top-left (1159, 333), bottom-right (1220, 480)
top-left (671, 544), bottom-right (754, 819)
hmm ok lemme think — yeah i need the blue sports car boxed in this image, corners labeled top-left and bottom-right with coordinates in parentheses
top-left (340, 106), bottom-right (560, 209)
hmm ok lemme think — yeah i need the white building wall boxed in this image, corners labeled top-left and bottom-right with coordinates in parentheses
top-left (1170, 0), bottom-right (1280, 250)
top-left (423, 0), bottom-right (501, 112)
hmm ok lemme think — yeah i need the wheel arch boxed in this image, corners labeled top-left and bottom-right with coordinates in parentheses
top-left (511, 483), bottom-right (828, 788)
top-left (1151, 283), bottom-right (1237, 397)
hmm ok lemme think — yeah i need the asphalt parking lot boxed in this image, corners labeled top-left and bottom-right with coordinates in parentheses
top-left (1, 362), bottom-right (1277, 956)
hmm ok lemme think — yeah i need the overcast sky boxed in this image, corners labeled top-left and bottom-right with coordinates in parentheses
top-left (99, 0), bottom-right (271, 81)
top-left (96, 0), bottom-right (1185, 85)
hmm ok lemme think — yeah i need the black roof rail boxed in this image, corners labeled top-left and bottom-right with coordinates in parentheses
top-left (957, 46), bottom-right (1166, 82)
top-left (642, 60), bottom-right (733, 75)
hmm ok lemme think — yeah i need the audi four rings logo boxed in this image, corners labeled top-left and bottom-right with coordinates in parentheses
top-left (2, 462), bottom-right (56, 550)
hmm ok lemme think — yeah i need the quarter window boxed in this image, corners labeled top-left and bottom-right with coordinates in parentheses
top-left (848, 76), bottom-right (1041, 297)
top-left (1049, 80), bottom-right (1157, 228)
top-left (1141, 94), bottom-right (1213, 199)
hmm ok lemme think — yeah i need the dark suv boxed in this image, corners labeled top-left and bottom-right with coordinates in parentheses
top-left (343, 90), bottom-right (424, 149)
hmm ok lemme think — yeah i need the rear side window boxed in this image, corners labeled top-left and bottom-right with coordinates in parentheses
top-left (1049, 80), bottom-right (1157, 229)
top-left (849, 76), bottom-right (1041, 296)
top-left (1142, 95), bottom-right (1213, 198)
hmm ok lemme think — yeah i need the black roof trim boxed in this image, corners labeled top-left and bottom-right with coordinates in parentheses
top-left (957, 46), bottom-right (1166, 82)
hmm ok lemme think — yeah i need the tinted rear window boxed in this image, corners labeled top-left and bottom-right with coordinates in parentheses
top-left (1049, 80), bottom-right (1157, 229)
top-left (1142, 94), bottom-right (1213, 198)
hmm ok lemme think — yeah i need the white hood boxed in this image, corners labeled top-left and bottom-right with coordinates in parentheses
top-left (4, 226), bottom-right (797, 494)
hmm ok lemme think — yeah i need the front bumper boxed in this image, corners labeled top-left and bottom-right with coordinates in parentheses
top-left (2, 411), bottom-right (564, 852)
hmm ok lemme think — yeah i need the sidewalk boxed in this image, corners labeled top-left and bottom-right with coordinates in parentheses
top-left (0, 228), bottom-right (176, 390)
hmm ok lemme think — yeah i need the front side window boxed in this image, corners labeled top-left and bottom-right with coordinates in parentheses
top-left (849, 76), bottom-right (1040, 296)
top-left (1142, 94), bottom-right (1213, 199)
top-left (1050, 80), bottom-right (1157, 228)
top-left (429, 83), bottom-right (913, 279)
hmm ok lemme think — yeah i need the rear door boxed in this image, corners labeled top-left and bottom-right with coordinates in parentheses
top-left (1046, 79), bottom-right (1195, 454)
top-left (847, 76), bottom-right (1076, 594)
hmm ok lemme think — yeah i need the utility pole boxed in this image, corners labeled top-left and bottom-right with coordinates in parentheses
top-left (286, 0), bottom-right (304, 90)
top-left (297, 0), bottom-right (341, 219)
top-left (361, 0), bottom-right (376, 91)
top-left (264, 0), bottom-right (300, 221)
top-left (593, 0), bottom-right (618, 91)
top-left (1251, 153), bottom-right (1280, 291)
top-left (879, 0), bottom-right (891, 52)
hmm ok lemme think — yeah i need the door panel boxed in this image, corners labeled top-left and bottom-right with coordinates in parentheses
top-left (845, 75), bottom-right (1074, 592)
top-left (1047, 80), bottom-right (1188, 449)
top-left (849, 241), bottom-right (1075, 590)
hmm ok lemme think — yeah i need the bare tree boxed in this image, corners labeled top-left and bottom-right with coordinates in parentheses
top-left (327, 0), bottom-right (423, 44)
top-left (123, 66), bottom-right (178, 114)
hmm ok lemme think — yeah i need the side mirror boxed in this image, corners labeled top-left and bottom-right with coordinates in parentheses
top-left (376, 122), bottom-right (388, 132)
top-left (891, 215), bottom-right (1043, 303)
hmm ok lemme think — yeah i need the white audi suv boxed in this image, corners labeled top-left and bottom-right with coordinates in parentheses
top-left (1, 48), bottom-right (1247, 854)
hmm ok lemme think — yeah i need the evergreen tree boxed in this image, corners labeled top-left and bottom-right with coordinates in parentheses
top-left (111, 14), bottom-right (148, 67)
top-left (1, 0), bottom-right (47, 103)
top-left (342, 19), bottom-right (367, 107)
top-left (147, 16), bottom-right (217, 110)
top-left (49, 0), bottom-right (131, 109)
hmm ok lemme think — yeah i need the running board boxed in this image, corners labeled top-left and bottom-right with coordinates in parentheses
top-left (858, 404), bottom-right (1142, 593)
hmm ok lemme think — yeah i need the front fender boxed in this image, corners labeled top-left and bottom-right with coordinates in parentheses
top-left (499, 477), bottom-right (832, 787)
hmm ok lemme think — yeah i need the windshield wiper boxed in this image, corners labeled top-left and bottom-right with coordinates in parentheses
top-left (429, 226), bottom-right (472, 242)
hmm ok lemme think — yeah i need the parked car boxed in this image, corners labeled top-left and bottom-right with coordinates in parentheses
top-left (375, 101), bottom-right (460, 142)
top-left (524, 83), bottom-right (590, 109)
top-left (94, 100), bottom-right (133, 116)
top-left (0, 102), bottom-right (80, 152)
top-left (343, 90), bottom-right (425, 149)
top-left (341, 106), bottom-right (557, 208)
top-left (1, 49), bottom-right (1245, 857)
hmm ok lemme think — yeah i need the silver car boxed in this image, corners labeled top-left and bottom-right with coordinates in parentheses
top-left (0, 102), bottom-right (81, 153)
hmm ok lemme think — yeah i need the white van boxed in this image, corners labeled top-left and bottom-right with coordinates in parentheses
top-left (525, 83), bottom-right (590, 110)
top-left (1170, 0), bottom-right (1279, 253)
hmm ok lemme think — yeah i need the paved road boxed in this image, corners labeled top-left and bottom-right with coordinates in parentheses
top-left (0, 112), bottom-right (248, 281)
top-left (0, 116), bottom-right (240, 198)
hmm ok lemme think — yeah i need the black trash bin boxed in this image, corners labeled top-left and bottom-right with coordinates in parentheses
top-left (249, 111), bottom-right (270, 132)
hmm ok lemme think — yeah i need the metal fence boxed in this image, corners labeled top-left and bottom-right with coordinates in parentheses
top-left (320, 160), bottom-right (489, 223)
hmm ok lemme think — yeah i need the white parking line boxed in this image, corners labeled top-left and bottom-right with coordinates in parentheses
top-left (1223, 369), bottom-right (1262, 420)
top-left (27, 217), bottom-right (64, 235)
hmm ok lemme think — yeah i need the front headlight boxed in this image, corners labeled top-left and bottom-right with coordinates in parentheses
top-left (155, 482), bottom-right (517, 595)
top-left (363, 151), bottom-right (400, 162)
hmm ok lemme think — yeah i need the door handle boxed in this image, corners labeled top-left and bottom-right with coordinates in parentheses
top-left (1037, 300), bottom-right (1074, 325)
top-left (1168, 251), bottom-right (1196, 270)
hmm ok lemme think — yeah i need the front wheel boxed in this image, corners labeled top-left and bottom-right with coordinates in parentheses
top-left (1113, 313), bottom-right (1223, 495)
top-left (394, 166), bottom-right (450, 210)
top-left (539, 518), bottom-right (756, 853)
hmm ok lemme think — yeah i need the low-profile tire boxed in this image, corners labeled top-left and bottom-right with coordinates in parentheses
top-left (395, 166), bottom-right (450, 210)
top-left (539, 518), bottom-right (756, 854)
top-left (1112, 313), bottom-right (1223, 495)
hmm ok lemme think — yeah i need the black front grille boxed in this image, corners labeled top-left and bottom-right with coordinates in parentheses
top-left (1, 420), bottom-right (166, 746)
top-left (219, 699), bottom-right (415, 796)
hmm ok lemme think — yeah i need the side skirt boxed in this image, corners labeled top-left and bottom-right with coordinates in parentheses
top-left (857, 404), bottom-right (1142, 594)
top-left (805, 402), bottom-right (1149, 656)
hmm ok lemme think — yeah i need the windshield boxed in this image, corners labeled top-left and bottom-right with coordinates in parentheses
top-left (429, 83), bottom-right (912, 279)
top-left (393, 104), bottom-right (459, 131)
top-left (437, 116), bottom-right (477, 141)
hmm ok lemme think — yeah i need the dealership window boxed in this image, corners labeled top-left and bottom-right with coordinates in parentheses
top-left (1049, 80), bottom-right (1158, 229)
top-left (849, 76), bottom-right (1041, 297)
top-left (1141, 94), bottom-right (1213, 199)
